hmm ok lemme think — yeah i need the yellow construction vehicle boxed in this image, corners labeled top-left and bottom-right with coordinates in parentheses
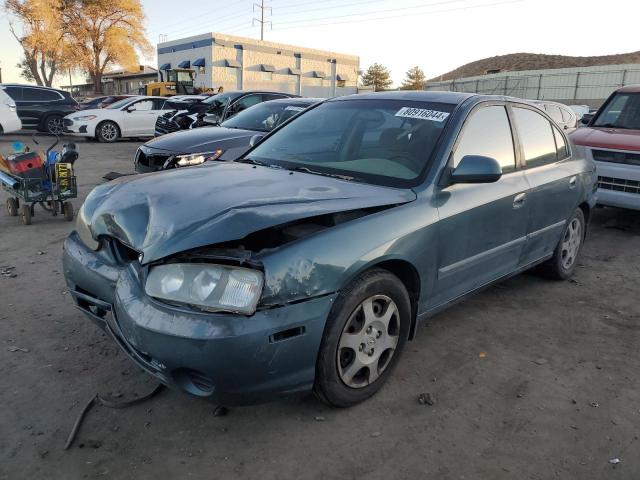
top-left (141, 69), bottom-right (215, 97)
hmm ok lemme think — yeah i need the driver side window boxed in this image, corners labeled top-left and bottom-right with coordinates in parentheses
top-left (453, 105), bottom-right (516, 173)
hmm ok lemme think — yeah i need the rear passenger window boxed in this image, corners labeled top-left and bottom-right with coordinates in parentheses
top-left (560, 108), bottom-right (574, 123)
top-left (513, 107), bottom-right (558, 168)
top-left (22, 88), bottom-right (41, 101)
top-left (553, 127), bottom-right (569, 159)
top-left (453, 105), bottom-right (516, 173)
top-left (544, 104), bottom-right (563, 124)
top-left (38, 90), bottom-right (61, 101)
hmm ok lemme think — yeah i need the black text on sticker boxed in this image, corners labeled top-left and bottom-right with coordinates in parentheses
top-left (395, 107), bottom-right (449, 122)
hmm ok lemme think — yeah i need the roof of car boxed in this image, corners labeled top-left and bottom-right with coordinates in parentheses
top-left (615, 85), bottom-right (640, 93)
top-left (0, 83), bottom-right (68, 94)
top-left (333, 90), bottom-right (476, 104)
top-left (222, 90), bottom-right (300, 98)
top-left (264, 97), bottom-right (323, 105)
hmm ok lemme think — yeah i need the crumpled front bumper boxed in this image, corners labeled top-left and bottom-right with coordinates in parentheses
top-left (62, 231), bottom-right (336, 405)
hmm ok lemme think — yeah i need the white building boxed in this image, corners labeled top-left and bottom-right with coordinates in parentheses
top-left (157, 32), bottom-right (359, 97)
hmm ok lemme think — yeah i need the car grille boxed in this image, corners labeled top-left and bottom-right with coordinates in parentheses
top-left (592, 149), bottom-right (640, 166)
top-left (155, 113), bottom-right (181, 135)
top-left (598, 176), bottom-right (640, 195)
top-left (135, 148), bottom-right (172, 170)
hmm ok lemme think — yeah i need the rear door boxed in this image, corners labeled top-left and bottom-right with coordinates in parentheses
top-left (512, 104), bottom-right (580, 265)
top-left (431, 103), bottom-right (531, 307)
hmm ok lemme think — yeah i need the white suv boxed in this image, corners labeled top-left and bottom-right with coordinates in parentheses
top-left (0, 87), bottom-right (22, 134)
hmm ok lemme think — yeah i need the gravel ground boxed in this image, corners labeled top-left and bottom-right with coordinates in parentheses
top-left (0, 134), bottom-right (639, 480)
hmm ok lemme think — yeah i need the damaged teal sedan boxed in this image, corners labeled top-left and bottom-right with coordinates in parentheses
top-left (63, 91), bottom-right (597, 407)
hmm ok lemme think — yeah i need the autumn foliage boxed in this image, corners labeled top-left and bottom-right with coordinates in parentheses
top-left (4, 0), bottom-right (151, 93)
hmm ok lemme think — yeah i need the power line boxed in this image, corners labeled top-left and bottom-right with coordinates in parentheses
top-left (276, 0), bottom-right (467, 26)
top-left (152, 6), bottom-right (253, 38)
top-left (149, 0), bottom-right (252, 33)
top-left (273, 0), bottom-right (523, 31)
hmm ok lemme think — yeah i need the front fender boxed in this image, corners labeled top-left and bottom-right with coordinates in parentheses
top-left (257, 197), bottom-right (439, 312)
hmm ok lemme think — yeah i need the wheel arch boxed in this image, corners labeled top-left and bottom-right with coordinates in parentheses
top-left (96, 119), bottom-right (121, 140)
top-left (578, 201), bottom-right (591, 238)
top-left (341, 257), bottom-right (422, 341)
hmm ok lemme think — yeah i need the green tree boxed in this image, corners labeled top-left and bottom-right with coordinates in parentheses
top-left (401, 66), bottom-right (426, 90)
top-left (360, 63), bottom-right (392, 91)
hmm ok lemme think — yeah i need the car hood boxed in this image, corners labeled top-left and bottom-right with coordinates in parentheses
top-left (144, 126), bottom-right (257, 153)
top-left (571, 127), bottom-right (640, 151)
top-left (82, 162), bottom-right (416, 263)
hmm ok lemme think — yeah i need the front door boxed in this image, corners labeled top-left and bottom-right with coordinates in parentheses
top-left (430, 104), bottom-right (530, 308)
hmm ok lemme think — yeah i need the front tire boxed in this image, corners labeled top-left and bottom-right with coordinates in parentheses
top-left (96, 121), bottom-right (120, 143)
top-left (539, 208), bottom-right (585, 280)
top-left (314, 269), bottom-right (411, 407)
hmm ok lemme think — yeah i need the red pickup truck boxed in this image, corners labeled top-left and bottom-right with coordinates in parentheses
top-left (571, 85), bottom-right (640, 210)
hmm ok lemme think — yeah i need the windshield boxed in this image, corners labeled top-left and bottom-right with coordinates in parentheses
top-left (108, 97), bottom-right (137, 110)
top-left (592, 92), bottom-right (640, 129)
top-left (246, 99), bottom-right (454, 187)
top-left (221, 101), bottom-right (311, 132)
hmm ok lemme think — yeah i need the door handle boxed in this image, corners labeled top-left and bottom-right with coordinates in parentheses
top-left (513, 192), bottom-right (527, 209)
top-left (569, 176), bottom-right (577, 189)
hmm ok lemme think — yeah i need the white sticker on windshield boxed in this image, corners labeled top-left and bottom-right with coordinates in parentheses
top-left (285, 106), bottom-right (305, 112)
top-left (395, 107), bottom-right (449, 122)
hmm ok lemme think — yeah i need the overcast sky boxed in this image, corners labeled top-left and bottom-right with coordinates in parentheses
top-left (0, 0), bottom-right (637, 87)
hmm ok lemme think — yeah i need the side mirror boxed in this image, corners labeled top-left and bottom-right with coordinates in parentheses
top-left (580, 113), bottom-right (594, 125)
top-left (203, 114), bottom-right (220, 126)
top-left (450, 155), bottom-right (502, 184)
top-left (126, 105), bottom-right (136, 113)
top-left (249, 134), bottom-right (265, 147)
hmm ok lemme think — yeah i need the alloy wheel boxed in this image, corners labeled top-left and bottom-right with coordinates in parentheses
top-left (337, 294), bottom-right (400, 388)
top-left (47, 116), bottom-right (64, 135)
top-left (101, 123), bottom-right (118, 142)
top-left (561, 218), bottom-right (582, 269)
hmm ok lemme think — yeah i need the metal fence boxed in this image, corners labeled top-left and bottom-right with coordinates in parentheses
top-left (424, 65), bottom-right (640, 106)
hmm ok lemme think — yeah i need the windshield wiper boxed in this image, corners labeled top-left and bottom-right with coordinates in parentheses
top-left (234, 157), bottom-right (267, 166)
top-left (286, 166), bottom-right (355, 181)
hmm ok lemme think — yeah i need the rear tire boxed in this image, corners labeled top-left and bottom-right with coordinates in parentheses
top-left (21, 204), bottom-right (32, 225)
top-left (45, 114), bottom-right (64, 135)
top-left (63, 202), bottom-right (74, 221)
top-left (538, 208), bottom-right (585, 280)
top-left (314, 268), bottom-right (411, 407)
top-left (6, 198), bottom-right (18, 217)
top-left (96, 121), bottom-right (120, 143)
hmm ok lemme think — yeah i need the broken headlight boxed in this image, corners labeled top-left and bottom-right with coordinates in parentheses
top-left (175, 150), bottom-right (224, 167)
top-left (145, 264), bottom-right (263, 315)
top-left (76, 203), bottom-right (100, 251)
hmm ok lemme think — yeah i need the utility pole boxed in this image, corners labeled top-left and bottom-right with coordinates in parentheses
top-left (253, 0), bottom-right (272, 41)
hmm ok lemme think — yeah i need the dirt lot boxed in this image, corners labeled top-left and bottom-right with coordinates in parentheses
top-left (0, 133), bottom-right (639, 480)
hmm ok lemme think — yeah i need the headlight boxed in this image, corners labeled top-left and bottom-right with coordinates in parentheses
top-left (7, 102), bottom-right (16, 112)
top-left (145, 263), bottom-right (263, 315)
top-left (76, 204), bottom-right (100, 250)
top-left (175, 150), bottom-right (224, 167)
top-left (73, 115), bottom-right (97, 121)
